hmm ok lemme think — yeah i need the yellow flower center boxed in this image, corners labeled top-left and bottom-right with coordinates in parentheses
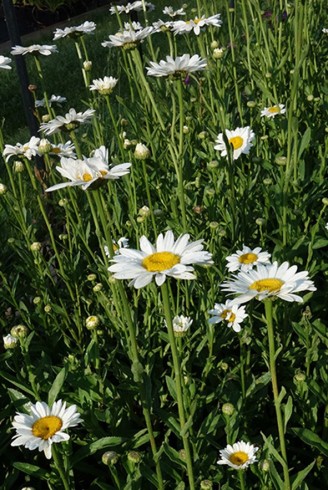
top-left (99, 170), bottom-right (108, 177)
top-left (221, 309), bottom-right (236, 323)
top-left (249, 278), bottom-right (284, 293)
top-left (229, 136), bottom-right (243, 150)
top-left (142, 251), bottom-right (180, 272)
top-left (268, 106), bottom-right (280, 114)
top-left (229, 451), bottom-right (249, 466)
top-left (194, 17), bottom-right (201, 24)
top-left (32, 416), bottom-right (63, 440)
top-left (82, 172), bottom-right (93, 182)
top-left (52, 147), bottom-right (61, 154)
top-left (239, 252), bottom-right (258, 264)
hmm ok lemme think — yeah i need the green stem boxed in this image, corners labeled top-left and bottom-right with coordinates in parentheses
top-left (141, 159), bottom-right (157, 236)
top-left (161, 282), bottom-right (195, 490)
top-left (264, 300), bottom-right (290, 490)
top-left (238, 470), bottom-right (246, 490)
top-left (52, 445), bottom-right (71, 490)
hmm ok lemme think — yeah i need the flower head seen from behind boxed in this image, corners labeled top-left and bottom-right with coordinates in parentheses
top-left (53, 21), bottom-right (96, 40)
top-left (89, 76), bottom-right (118, 95)
top-left (215, 127), bottom-right (255, 160)
top-left (108, 230), bottom-right (213, 289)
top-left (146, 54), bottom-right (207, 78)
top-left (208, 300), bottom-right (248, 332)
top-left (172, 14), bottom-right (222, 36)
top-left (11, 399), bottom-right (82, 459)
top-left (172, 315), bottom-right (193, 336)
top-left (163, 6), bottom-right (186, 17)
top-left (11, 44), bottom-right (58, 56)
top-left (226, 245), bottom-right (271, 272)
top-left (0, 55), bottom-right (12, 70)
top-left (39, 108), bottom-right (95, 135)
top-left (217, 441), bottom-right (258, 470)
top-left (261, 104), bottom-right (286, 118)
top-left (222, 261), bottom-right (316, 304)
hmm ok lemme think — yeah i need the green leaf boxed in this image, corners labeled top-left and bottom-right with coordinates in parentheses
top-left (269, 459), bottom-right (284, 490)
top-left (48, 367), bottom-right (67, 406)
top-left (291, 428), bottom-right (328, 457)
top-left (291, 460), bottom-right (315, 489)
top-left (283, 396), bottom-right (293, 432)
top-left (0, 371), bottom-right (35, 397)
top-left (71, 437), bottom-right (126, 466)
top-left (165, 375), bottom-right (177, 401)
top-left (13, 462), bottom-right (48, 479)
top-left (298, 127), bottom-right (311, 160)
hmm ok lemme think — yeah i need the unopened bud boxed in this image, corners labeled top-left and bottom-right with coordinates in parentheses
top-left (86, 315), bottom-right (100, 330)
top-left (102, 451), bottom-right (119, 465)
top-left (134, 143), bottom-right (150, 160)
top-left (209, 221), bottom-right (219, 229)
top-left (210, 40), bottom-right (219, 49)
top-left (213, 47), bottom-right (224, 59)
top-left (0, 183), bottom-right (7, 195)
top-left (275, 156), bottom-right (287, 165)
top-left (294, 371), bottom-right (306, 383)
top-left (30, 242), bottom-right (42, 252)
top-left (93, 283), bottom-right (103, 292)
top-left (247, 100), bottom-right (256, 108)
top-left (38, 138), bottom-right (52, 154)
top-left (138, 205), bottom-right (150, 217)
top-left (13, 160), bottom-right (25, 173)
top-left (3, 334), bottom-right (18, 349)
top-left (11, 324), bottom-right (29, 338)
top-left (260, 459), bottom-right (270, 472)
top-left (127, 451), bottom-right (141, 463)
top-left (42, 114), bottom-right (51, 123)
top-left (256, 218), bottom-right (265, 226)
top-left (59, 198), bottom-right (68, 207)
top-left (83, 60), bottom-right (92, 71)
top-left (322, 197), bottom-right (328, 206)
top-left (222, 402), bottom-right (235, 416)
top-left (44, 304), bottom-right (52, 313)
top-left (200, 480), bottom-right (213, 490)
top-left (207, 160), bottom-right (218, 168)
top-left (87, 273), bottom-right (97, 281)
top-left (33, 296), bottom-right (41, 305)
top-left (183, 125), bottom-right (189, 134)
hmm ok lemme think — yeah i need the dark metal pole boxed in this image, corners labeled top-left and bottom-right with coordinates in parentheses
top-left (2, 0), bottom-right (39, 137)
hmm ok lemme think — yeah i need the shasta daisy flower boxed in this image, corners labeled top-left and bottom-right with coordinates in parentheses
top-left (45, 151), bottom-right (131, 192)
top-left (0, 55), bottom-right (12, 70)
top-left (3, 136), bottom-right (40, 162)
top-left (35, 94), bottom-right (67, 108)
top-left (214, 127), bottom-right (255, 160)
top-left (172, 14), bottom-right (222, 36)
top-left (89, 76), bottom-right (119, 95)
top-left (261, 104), bottom-right (286, 118)
top-left (11, 44), bottom-right (58, 56)
top-left (109, 1), bottom-right (155, 14)
top-left (222, 261), bottom-right (316, 304)
top-left (39, 108), bottom-right (95, 135)
top-left (217, 441), bottom-right (258, 470)
top-left (102, 26), bottom-right (153, 49)
top-left (104, 237), bottom-right (130, 257)
top-left (208, 300), bottom-right (248, 332)
top-left (146, 54), bottom-right (207, 78)
top-left (53, 21), bottom-right (96, 40)
top-left (108, 230), bottom-right (213, 289)
top-left (11, 400), bottom-right (82, 459)
top-left (226, 245), bottom-right (271, 272)
top-left (163, 6), bottom-right (186, 17)
top-left (171, 315), bottom-right (193, 336)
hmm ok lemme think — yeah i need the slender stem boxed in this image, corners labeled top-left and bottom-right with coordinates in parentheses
top-left (264, 300), bottom-right (291, 490)
top-left (141, 159), bottom-right (157, 236)
top-left (52, 445), bottom-right (71, 490)
top-left (161, 282), bottom-right (195, 490)
top-left (238, 470), bottom-right (246, 490)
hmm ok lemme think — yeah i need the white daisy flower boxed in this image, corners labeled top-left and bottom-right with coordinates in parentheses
top-left (102, 27), bottom-right (153, 49)
top-left (208, 300), bottom-right (247, 333)
top-left (172, 14), bottom-right (222, 36)
top-left (46, 149), bottom-right (131, 192)
top-left (53, 21), bottom-right (96, 40)
top-left (226, 245), bottom-right (271, 272)
top-left (108, 230), bottom-right (213, 289)
top-left (104, 237), bottom-right (130, 257)
top-left (163, 6), bottom-right (186, 17)
top-left (35, 94), bottom-right (67, 108)
top-left (89, 76), bottom-right (119, 95)
top-left (217, 441), bottom-right (258, 470)
top-left (261, 104), bottom-right (286, 118)
top-left (124, 21), bottom-right (143, 31)
top-left (3, 136), bottom-right (40, 162)
top-left (109, 1), bottom-right (155, 14)
top-left (322, 28), bottom-right (328, 34)
top-left (222, 261), bottom-right (316, 304)
top-left (39, 108), bottom-right (95, 135)
top-left (152, 20), bottom-right (174, 32)
top-left (171, 315), bottom-right (193, 336)
top-left (11, 399), bottom-right (82, 459)
top-left (0, 55), bottom-right (12, 70)
top-left (11, 44), bottom-right (58, 56)
top-left (37, 139), bottom-right (76, 158)
top-left (214, 127), bottom-right (255, 160)
top-left (146, 54), bottom-right (207, 77)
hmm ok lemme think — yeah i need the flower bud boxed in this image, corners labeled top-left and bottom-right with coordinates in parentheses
top-left (307, 94), bottom-right (314, 102)
top-left (11, 324), bottom-right (29, 338)
top-left (198, 131), bottom-right (207, 139)
top-left (86, 315), bottom-right (100, 330)
top-left (102, 451), bottom-right (119, 465)
top-left (33, 296), bottom-right (41, 305)
top-left (134, 143), bottom-right (150, 160)
top-left (200, 480), bottom-right (213, 490)
top-left (275, 156), bottom-right (287, 165)
top-left (138, 205), bottom-right (150, 217)
top-left (3, 334), bottom-right (18, 349)
top-left (193, 205), bottom-right (204, 214)
top-left (93, 283), bottom-right (103, 292)
top-left (83, 60), bottom-right (92, 71)
top-left (58, 198), bottom-right (68, 207)
top-left (38, 138), bottom-right (52, 154)
top-left (260, 459), bottom-right (270, 472)
top-left (179, 449), bottom-right (187, 460)
top-left (207, 160), bottom-right (218, 169)
top-left (294, 371), bottom-right (306, 383)
top-left (213, 48), bottom-right (224, 59)
top-left (209, 221), bottom-right (219, 229)
top-left (44, 304), bottom-right (52, 313)
top-left (222, 402), bottom-right (235, 416)
top-left (183, 125), bottom-right (189, 134)
top-left (87, 273), bottom-right (97, 281)
top-left (13, 160), bottom-right (25, 173)
top-left (42, 114), bottom-right (51, 123)
top-left (210, 40), bottom-right (219, 49)
top-left (247, 100), bottom-right (256, 108)
top-left (256, 218), bottom-right (265, 226)
top-left (263, 177), bottom-right (272, 185)
top-left (0, 183), bottom-right (7, 195)
top-left (30, 242), bottom-right (42, 252)
top-left (127, 451), bottom-right (141, 463)
top-left (322, 197), bottom-right (328, 206)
